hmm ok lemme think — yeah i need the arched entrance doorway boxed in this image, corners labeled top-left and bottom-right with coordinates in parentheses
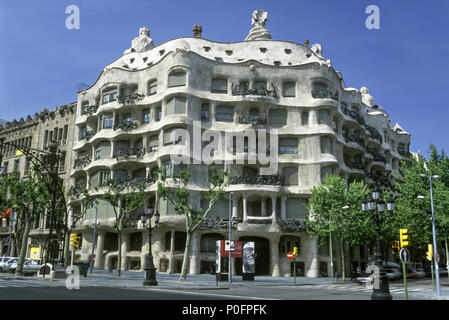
top-left (237, 236), bottom-right (270, 275)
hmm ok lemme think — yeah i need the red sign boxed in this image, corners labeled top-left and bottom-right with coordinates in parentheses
top-left (287, 252), bottom-right (294, 260)
top-left (220, 240), bottom-right (243, 258)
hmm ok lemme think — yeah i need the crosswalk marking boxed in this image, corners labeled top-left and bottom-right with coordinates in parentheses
top-left (305, 283), bottom-right (428, 296)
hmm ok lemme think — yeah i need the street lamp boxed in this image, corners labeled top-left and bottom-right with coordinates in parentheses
top-left (141, 208), bottom-right (160, 286)
top-left (361, 187), bottom-right (394, 300)
top-left (417, 173), bottom-right (441, 297)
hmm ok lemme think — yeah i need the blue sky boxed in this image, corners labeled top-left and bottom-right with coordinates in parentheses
top-left (0, 0), bottom-right (448, 157)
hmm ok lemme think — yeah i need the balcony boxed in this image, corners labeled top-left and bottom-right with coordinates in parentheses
top-left (348, 161), bottom-right (366, 171)
top-left (312, 88), bottom-right (338, 101)
top-left (343, 133), bottom-right (365, 149)
top-left (231, 83), bottom-right (278, 98)
top-left (81, 129), bottom-right (96, 141)
top-left (239, 115), bottom-right (267, 126)
top-left (365, 125), bottom-right (383, 144)
top-left (117, 93), bottom-right (145, 105)
top-left (113, 120), bottom-right (139, 132)
top-left (81, 105), bottom-right (99, 116)
top-left (229, 172), bottom-right (283, 186)
top-left (73, 155), bottom-right (91, 169)
top-left (112, 147), bottom-right (146, 160)
top-left (398, 147), bottom-right (411, 157)
top-left (341, 105), bottom-right (365, 126)
top-left (278, 219), bottom-right (305, 232)
top-left (366, 147), bottom-right (387, 163)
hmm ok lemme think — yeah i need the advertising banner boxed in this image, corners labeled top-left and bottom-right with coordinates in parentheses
top-left (242, 241), bottom-right (255, 274)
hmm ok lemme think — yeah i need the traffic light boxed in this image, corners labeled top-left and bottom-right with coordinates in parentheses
top-left (426, 244), bottom-right (433, 261)
top-left (399, 229), bottom-right (410, 248)
top-left (70, 233), bottom-right (80, 249)
top-left (293, 246), bottom-right (298, 257)
top-left (392, 241), bottom-right (399, 255)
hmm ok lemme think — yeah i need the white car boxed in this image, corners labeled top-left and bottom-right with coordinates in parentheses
top-left (0, 257), bottom-right (16, 272)
top-left (3, 258), bottom-right (40, 275)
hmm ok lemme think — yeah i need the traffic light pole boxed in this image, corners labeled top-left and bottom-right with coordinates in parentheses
top-left (402, 261), bottom-right (408, 300)
top-left (429, 175), bottom-right (441, 296)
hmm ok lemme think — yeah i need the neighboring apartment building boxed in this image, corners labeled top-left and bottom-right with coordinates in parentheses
top-left (0, 103), bottom-right (77, 259)
top-left (68, 10), bottom-right (411, 278)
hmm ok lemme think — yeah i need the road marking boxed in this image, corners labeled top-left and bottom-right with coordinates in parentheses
top-left (140, 287), bottom-right (279, 300)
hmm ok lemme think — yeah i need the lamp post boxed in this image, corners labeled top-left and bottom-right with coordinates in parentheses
top-left (361, 187), bottom-right (394, 300)
top-left (418, 173), bottom-right (441, 296)
top-left (141, 208), bottom-right (160, 286)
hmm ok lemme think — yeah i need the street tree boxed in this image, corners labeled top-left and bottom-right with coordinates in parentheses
top-left (157, 166), bottom-right (228, 281)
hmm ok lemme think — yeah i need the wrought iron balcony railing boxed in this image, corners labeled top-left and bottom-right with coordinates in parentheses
top-left (73, 155), bottom-right (91, 169)
top-left (231, 83), bottom-right (278, 98)
top-left (343, 134), bottom-right (365, 149)
top-left (312, 88), bottom-right (339, 101)
top-left (239, 115), bottom-right (267, 126)
top-left (81, 129), bottom-right (96, 141)
top-left (229, 172), bottom-right (283, 186)
top-left (112, 147), bottom-right (146, 159)
top-left (113, 120), bottom-right (139, 131)
top-left (365, 125), bottom-right (383, 144)
top-left (81, 105), bottom-right (98, 116)
top-left (117, 93), bottom-right (145, 104)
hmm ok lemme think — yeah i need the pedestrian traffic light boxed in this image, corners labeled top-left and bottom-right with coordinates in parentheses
top-left (392, 241), bottom-right (399, 255)
top-left (293, 246), bottom-right (298, 257)
top-left (70, 233), bottom-right (80, 249)
top-left (426, 244), bottom-right (433, 261)
top-left (399, 229), bottom-right (410, 248)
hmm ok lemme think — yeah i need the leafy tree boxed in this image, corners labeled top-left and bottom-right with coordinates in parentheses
top-left (102, 178), bottom-right (146, 276)
top-left (157, 166), bottom-right (227, 281)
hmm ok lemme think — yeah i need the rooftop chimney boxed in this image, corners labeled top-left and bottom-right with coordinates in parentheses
top-left (304, 39), bottom-right (309, 48)
top-left (193, 25), bottom-right (203, 38)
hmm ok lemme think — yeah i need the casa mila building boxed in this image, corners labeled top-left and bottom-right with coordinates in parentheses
top-left (68, 10), bottom-right (411, 278)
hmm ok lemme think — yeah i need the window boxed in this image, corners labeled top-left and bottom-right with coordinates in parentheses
top-left (163, 160), bottom-right (174, 177)
top-left (102, 88), bottom-right (118, 104)
top-left (143, 110), bottom-right (151, 123)
top-left (201, 234), bottom-right (224, 252)
top-left (14, 159), bottom-right (19, 171)
top-left (123, 113), bottom-right (132, 122)
top-left (156, 106), bottom-right (162, 121)
top-left (95, 148), bottom-right (102, 160)
top-left (3, 162), bottom-right (9, 173)
top-left (102, 114), bottom-right (114, 129)
top-left (269, 109), bottom-right (287, 127)
top-left (254, 80), bottom-right (267, 91)
top-left (321, 166), bottom-right (333, 182)
top-left (283, 167), bottom-right (298, 186)
top-left (99, 170), bottom-right (110, 186)
top-left (320, 136), bottom-right (333, 154)
top-left (148, 135), bottom-right (159, 152)
top-left (283, 81), bottom-right (296, 97)
top-left (201, 103), bottom-right (209, 120)
top-left (216, 106), bottom-right (234, 122)
top-left (301, 111), bottom-right (309, 126)
top-left (166, 97), bottom-right (186, 115)
top-left (211, 78), bottom-right (228, 93)
top-left (318, 109), bottom-right (331, 125)
top-left (80, 126), bottom-right (87, 139)
top-left (286, 199), bottom-right (308, 219)
top-left (279, 138), bottom-right (298, 154)
top-left (163, 127), bottom-right (182, 145)
top-left (148, 80), bottom-right (157, 95)
top-left (168, 71), bottom-right (186, 87)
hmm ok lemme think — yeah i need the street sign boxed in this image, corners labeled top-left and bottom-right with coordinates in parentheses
top-left (399, 248), bottom-right (410, 264)
top-left (220, 240), bottom-right (242, 257)
top-left (287, 252), bottom-right (294, 260)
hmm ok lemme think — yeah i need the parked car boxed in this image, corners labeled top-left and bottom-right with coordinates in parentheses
top-left (384, 268), bottom-right (402, 280)
top-left (3, 258), bottom-right (40, 275)
top-left (0, 257), bottom-right (16, 272)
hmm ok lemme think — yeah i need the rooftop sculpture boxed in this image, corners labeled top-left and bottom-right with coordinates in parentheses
top-left (245, 9), bottom-right (272, 41)
top-left (124, 26), bottom-right (155, 54)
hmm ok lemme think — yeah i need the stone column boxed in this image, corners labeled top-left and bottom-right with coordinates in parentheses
top-left (94, 231), bottom-right (106, 269)
top-left (120, 232), bottom-right (130, 271)
top-left (261, 198), bottom-right (266, 217)
top-left (306, 235), bottom-right (319, 278)
top-left (270, 236), bottom-right (281, 277)
top-left (168, 230), bottom-right (175, 274)
top-left (189, 232), bottom-right (200, 275)
top-left (281, 196), bottom-right (287, 221)
top-left (270, 196), bottom-right (277, 224)
top-left (243, 195), bottom-right (248, 222)
top-left (210, 101), bottom-right (217, 125)
top-left (232, 197), bottom-right (238, 219)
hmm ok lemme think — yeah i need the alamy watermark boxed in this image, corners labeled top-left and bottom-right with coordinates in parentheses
top-left (66, 5), bottom-right (80, 30)
top-left (365, 5), bottom-right (380, 30)
top-left (365, 265), bottom-right (380, 290)
top-left (65, 265), bottom-right (80, 290)
top-left (168, 121), bottom-right (279, 175)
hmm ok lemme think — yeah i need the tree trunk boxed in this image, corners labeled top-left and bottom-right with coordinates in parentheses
top-left (329, 233), bottom-right (334, 279)
top-left (63, 231), bottom-right (70, 268)
top-left (445, 234), bottom-right (449, 283)
top-left (117, 230), bottom-right (122, 277)
top-left (340, 238), bottom-right (345, 282)
top-left (179, 230), bottom-right (192, 281)
top-left (16, 215), bottom-right (31, 276)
